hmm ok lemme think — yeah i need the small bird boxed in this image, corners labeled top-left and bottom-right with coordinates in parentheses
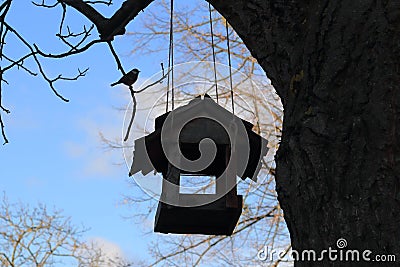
top-left (111, 68), bottom-right (140, 87)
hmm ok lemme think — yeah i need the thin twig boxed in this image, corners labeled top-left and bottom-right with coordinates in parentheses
top-left (123, 63), bottom-right (170, 141)
top-left (133, 65), bottom-right (171, 93)
top-left (0, 113), bottom-right (8, 145)
top-left (107, 41), bottom-right (126, 75)
top-left (123, 85), bottom-right (136, 141)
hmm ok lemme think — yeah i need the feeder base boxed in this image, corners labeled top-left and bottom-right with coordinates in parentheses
top-left (154, 195), bottom-right (243, 235)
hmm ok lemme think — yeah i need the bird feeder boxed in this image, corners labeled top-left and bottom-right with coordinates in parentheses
top-left (129, 95), bottom-right (268, 235)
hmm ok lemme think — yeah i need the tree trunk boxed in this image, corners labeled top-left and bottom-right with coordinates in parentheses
top-left (209, 0), bottom-right (400, 265)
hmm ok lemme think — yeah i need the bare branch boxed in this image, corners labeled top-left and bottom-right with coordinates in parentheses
top-left (31, 1), bottom-right (59, 8)
top-left (133, 63), bottom-right (171, 93)
top-left (103, 0), bottom-right (154, 40)
top-left (0, 0), bottom-right (158, 143)
top-left (33, 39), bottom-right (103, 59)
top-left (0, 113), bottom-right (8, 145)
top-left (84, 0), bottom-right (112, 5)
top-left (0, 194), bottom-right (136, 266)
top-left (59, 0), bottom-right (108, 34)
top-left (123, 63), bottom-right (170, 142)
top-left (59, 0), bottom-right (155, 40)
top-left (108, 41), bottom-right (126, 75)
top-left (123, 86), bottom-right (136, 142)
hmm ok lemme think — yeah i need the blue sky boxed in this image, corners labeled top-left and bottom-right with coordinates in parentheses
top-left (0, 0), bottom-right (165, 263)
top-left (0, 1), bottom-right (287, 265)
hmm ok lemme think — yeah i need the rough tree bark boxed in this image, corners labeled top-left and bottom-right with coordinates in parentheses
top-left (59, 0), bottom-right (399, 265)
top-left (207, 0), bottom-right (400, 266)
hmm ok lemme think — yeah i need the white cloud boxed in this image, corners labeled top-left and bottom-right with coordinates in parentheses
top-left (91, 237), bottom-right (125, 258)
top-left (84, 237), bottom-right (136, 267)
top-left (62, 102), bottom-right (127, 179)
top-left (62, 75), bottom-right (167, 180)
top-left (83, 152), bottom-right (116, 177)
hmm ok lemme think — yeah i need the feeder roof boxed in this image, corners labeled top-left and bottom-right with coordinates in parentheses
top-left (129, 95), bottom-right (268, 182)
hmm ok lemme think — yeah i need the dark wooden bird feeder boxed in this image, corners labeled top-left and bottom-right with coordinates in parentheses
top-left (129, 95), bottom-right (268, 235)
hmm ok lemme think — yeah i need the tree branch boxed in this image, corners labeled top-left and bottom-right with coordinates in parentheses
top-left (103, 0), bottom-right (154, 40)
top-left (60, 0), bottom-right (155, 40)
top-left (59, 0), bottom-right (109, 35)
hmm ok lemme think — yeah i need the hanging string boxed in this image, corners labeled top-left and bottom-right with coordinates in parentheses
top-left (225, 20), bottom-right (234, 114)
top-left (166, 35), bottom-right (170, 112)
top-left (166, 0), bottom-right (175, 112)
top-left (171, 0), bottom-right (175, 110)
top-left (166, 48), bottom-right (170, 112)
top-left (208, 3), bottom-right (218, 103)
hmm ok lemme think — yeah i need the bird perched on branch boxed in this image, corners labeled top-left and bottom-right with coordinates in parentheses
top-left (111, 68), bottom-right (140, 87)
